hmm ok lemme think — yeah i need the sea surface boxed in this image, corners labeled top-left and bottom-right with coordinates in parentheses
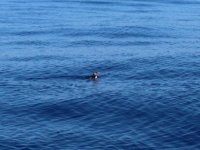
top-left (1, 0), bottom-right (200, 149)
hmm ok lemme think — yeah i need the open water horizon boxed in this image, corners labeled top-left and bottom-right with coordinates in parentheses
top-left (0, 0), bottom-right (200, 149)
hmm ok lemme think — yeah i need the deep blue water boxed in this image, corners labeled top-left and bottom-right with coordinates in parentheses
top-left (1, 0), bottom-right (200, 149)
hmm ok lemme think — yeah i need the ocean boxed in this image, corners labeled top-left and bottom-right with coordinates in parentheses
top-left (0, 0), bottom-right (200, 149)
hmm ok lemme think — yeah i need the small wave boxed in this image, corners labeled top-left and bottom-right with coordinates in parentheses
top-left (7, 55), bottom-right (69, 62)
top-left (23, 75), bottom-right (88, 81)
top-left (68, 40), bottom-right (155, 47)
top-left (61, 26), bottom-right (173, 39)
top-left (169, 0), bottom-right (200, 5)
top-left (4, 41), bottom-right (50, 46)
top-left (11, 30), bottom-right (53, 36)
top-left (79, 0), bottom-right (154, 8)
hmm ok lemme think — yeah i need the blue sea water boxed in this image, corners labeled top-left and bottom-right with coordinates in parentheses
top-left (1, 0), bottom-right (200, 149)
